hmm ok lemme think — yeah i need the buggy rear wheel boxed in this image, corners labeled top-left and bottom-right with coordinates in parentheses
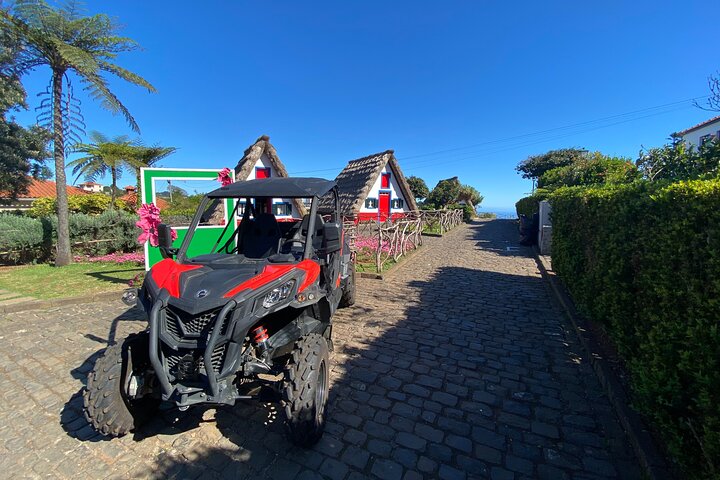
top-left (83, 332), bottom-right (160, 437)
top-left (282, 333), bottom-right (330, 447)
top-left (339, 262), bottom-right (356, 308)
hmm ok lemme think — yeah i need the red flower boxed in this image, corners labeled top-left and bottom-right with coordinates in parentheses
top-left (218, 167), bottom-right (233, 186)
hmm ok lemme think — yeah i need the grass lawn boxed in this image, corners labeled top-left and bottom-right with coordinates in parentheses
top-left (0, 262), bottom-right (144, 299)
top-left (422, 224), bottom-right (442, 235)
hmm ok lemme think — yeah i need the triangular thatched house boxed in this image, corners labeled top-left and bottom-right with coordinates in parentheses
top-left (235, 135), bottom-right (305, 219)
top-left (331, 150), bottom-right (418, 221)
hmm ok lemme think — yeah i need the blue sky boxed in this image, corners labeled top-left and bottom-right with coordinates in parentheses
top-left (10, 0), bottom-right (720, 211)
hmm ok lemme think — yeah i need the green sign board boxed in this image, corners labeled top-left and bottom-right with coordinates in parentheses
top-left (140, 168), bottom-right (236, 270)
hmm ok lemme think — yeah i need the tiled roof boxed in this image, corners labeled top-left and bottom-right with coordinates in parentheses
top-left (328, 150), bottom-right (418, 216)
top-left (675, 115), bottom-right (720, 136)
top-left (1, 178), bottom-right (88, 199)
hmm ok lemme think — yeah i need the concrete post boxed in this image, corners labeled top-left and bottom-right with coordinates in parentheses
top-left (538, 200), bottom-right (552, 255)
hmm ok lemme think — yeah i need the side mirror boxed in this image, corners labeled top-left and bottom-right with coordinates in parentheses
top-left (321, 223), bottom-right (342, 253)
top-left (157, 223), bottom-right (176, 258)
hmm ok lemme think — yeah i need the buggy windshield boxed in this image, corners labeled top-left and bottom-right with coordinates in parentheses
top-left (175, 179), bottom-right (338, 263)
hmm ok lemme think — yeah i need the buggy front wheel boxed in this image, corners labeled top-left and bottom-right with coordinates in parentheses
top-left (282, 333), bottom-right (330, 447)
top-left (83, 332), bottom-right (160, 437)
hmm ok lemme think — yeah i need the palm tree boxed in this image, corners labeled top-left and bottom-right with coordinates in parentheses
top-left (129, 145), bottom-right (177, 207)
top-left (68, 132), bottom-right (140, 206)
top-left (1, 1), bottom-right (155, 265)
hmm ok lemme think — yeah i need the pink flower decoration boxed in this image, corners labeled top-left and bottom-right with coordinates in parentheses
top-left (218, 167), bottom-right (233, 186)
top-left (136, 203), bottom-right (176, 247)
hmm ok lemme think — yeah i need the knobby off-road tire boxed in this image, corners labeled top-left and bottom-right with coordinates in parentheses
top-left (282, 333), bottom-right (330, 447)
top-left (83, 332), bottom-right (160, 437)
top-left (338, 262), bottom-right (356, 308)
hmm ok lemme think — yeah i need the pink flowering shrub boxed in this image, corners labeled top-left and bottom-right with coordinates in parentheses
top-left (354, 235), bottom-right (415, 256)
top-left (136, 203), bottom-right (177, 246)
top-left (217, 167), bottom-right (233, 186)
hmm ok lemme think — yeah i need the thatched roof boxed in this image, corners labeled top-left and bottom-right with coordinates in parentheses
top-left (330, 150), bottom-right (418, 216)
top-left (234, 135), bottom-right (306, 216)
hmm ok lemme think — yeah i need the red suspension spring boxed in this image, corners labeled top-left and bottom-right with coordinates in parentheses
top-left (252, 325), bottom-right (269, 343)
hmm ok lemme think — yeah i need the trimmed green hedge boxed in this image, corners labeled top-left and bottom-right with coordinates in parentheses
top-left (0, 210), bottom-right (139, 264)
top-left (515, 190), bottom-right (550, 217)
top-left (550, 180), bottom-right (720, 478)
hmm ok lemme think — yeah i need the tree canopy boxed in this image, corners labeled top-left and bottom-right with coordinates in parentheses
top-left (636, 138), bottom-right (720, 182)
top-left (426, 177), bottom-right (461, 208)
top-left (0, 7), bottom-right (50, 201)
top-left (68, 132), bottom-right (141, 205)
top-left (458, 184), bottom-right (484, 206)
top-left (516, 148), bottom-right (588, 181)
top-left (539, 153), bottom-right (639, 190)
top-left (1, 0), bottom-right (156, 265)
top-left (406, 175), bottom-right (429, 200)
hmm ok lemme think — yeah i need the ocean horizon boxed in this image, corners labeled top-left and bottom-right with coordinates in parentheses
top-left (478, 207), bottom-right (517, 219)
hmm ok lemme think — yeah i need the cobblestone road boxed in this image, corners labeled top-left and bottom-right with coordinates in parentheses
top-left (0, 220), bottom-right (640, 479)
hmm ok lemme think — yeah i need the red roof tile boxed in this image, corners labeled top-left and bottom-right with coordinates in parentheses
top-left (0, 178), bottom-right (88, 199)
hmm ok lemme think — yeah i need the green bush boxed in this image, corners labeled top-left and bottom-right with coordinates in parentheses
top-left (515, 189), bottom-right (550, 217)
top-left (447, 203), bottom-right (475, 222)
top-left (0, 210), bottom-right (139, 264)
top-left (27, 193), bottom-right (134, 217)
top-left (0, 214), bottom-right (51, 263)
top-left (539, 154), bottom-right (639, 190)
top-left (550, 180), bottom-right (720, 478)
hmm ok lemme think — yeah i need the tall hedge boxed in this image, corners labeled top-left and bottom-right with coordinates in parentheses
top-left (550, 180), bottom-right (720, 478)
top-left (0, 210), bottom-right (139, 264)
top-left (515, 190), bottom-right (550, 217)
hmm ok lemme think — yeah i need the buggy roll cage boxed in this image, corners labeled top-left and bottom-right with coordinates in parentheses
top-left (175, 177), bottom-right (339, 263)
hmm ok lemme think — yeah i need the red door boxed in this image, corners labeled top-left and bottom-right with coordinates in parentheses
top-left (255, 167), bottom-right (272, 212)
top-left (378, 192), bottom-right (390, 222)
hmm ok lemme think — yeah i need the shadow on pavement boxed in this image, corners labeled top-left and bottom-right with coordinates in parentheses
top-left (66, 220), bottom-right (639, 479)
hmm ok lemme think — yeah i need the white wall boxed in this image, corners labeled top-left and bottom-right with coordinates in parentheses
top-left (247, 153), bottom-right (301, 218)
top-left (681, 121), bottom-right (720, 148)
top-left (359, 164), bottom-right (411, 213)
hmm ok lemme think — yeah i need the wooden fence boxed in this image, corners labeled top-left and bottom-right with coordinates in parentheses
top-left (344, 209), bottom-right (463, 273)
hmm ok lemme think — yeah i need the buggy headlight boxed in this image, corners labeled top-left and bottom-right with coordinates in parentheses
top-left (262, 280), bottom-right (295, 308)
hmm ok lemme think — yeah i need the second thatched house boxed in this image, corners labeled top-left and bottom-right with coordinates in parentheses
top-left (331, 150), bottom-right (418, 221)
top-left (234, 135), bottom-right (305, 220)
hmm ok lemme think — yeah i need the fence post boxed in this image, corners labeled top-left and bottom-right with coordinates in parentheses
top-left (376, 224), bottom-right (382, 273)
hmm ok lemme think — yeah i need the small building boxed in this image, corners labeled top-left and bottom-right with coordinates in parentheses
top-left (332, 150), bottom-right (418, 222)
top-left (77, 181), bottom-right (104, 193)
top-left (675, 115), bottom-right (720, 148)
top-left (234, 135), bottom-right (305, 220)
top-left (0, 177), bottom-right (87, 211)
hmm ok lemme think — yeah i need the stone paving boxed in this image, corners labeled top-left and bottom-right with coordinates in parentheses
top-left (0, 219), bottom-right (641, 479)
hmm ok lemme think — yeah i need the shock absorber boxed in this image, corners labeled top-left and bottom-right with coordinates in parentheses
top-left (252, 325), bottom-right (269, 356)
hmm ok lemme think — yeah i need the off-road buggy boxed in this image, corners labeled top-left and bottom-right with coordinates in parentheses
top-left (84, 177), bottom-right (355, 446)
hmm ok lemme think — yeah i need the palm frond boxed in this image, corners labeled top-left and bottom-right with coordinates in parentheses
top-left (53, 38), bottom-right (99, 73)
top-left (79, 72), bottom-right (140, 132)
top-left (98, 61), bottom-right (156, 92)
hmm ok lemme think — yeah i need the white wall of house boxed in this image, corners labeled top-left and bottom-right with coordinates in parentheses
top-left (246, 153), bottom-right (301, 218)
top-left (359, 164), bottom-right (411, 214)
top-left (79, 183), bottom-right (103, 193)
top-left (681, 120), bottom-right (720, 148)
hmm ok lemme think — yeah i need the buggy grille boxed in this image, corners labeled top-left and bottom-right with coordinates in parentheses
top-left (164, 343), bottom-right (228, 379)
top-left (164, 307), bottom-right (224, 339)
